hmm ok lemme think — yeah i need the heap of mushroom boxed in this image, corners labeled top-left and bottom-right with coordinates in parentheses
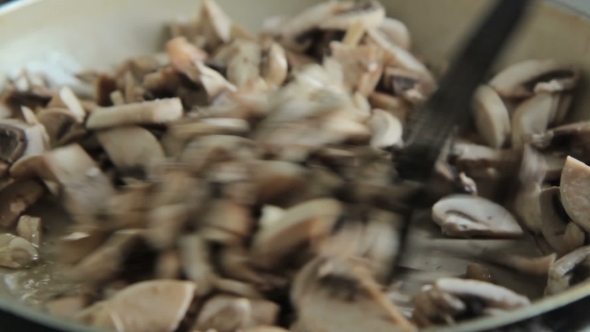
top-left (0, 0), bottom-right (589, 331)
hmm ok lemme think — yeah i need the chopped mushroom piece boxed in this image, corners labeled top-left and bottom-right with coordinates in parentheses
top-left (178, 234), bottom-right (216, 296)
top-left (16, 215), bottom-right (42, 247)
top-left (86, 98), bottom-right (183, 129)
top-left (539, 187), bottom-right (584, 255)
top-left (368, 108), bottom-right (403, 149)
top-left (76, 280), bottom-right (196, 332)
top-left (560, 156), bottom-right (590, 232)
top-left (489, 59), bottom-right (579, 98)
top-left (0, 180), bottom-right (44, 228)
top-left (472, 85), bottom-right (510, 149)
top-left (58, 229), bottom-right (109, 265)
top-left (0, 118), bottom-right (49, 163)
top-left (431, 194), bottom-right (524, 238)
top-left (546, 245), bottom-right (590, 295)
top-left (0, 233), bottom-right (39, 268)
top-left (413, 278), bottom-right (530, 327)
top-left (511, 93), bottom-right (558, 148)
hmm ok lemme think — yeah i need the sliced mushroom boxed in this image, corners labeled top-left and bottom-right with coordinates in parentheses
top-left (155, 249), bottom-right (181, 279)
top-left (546, 245), bottom-right (590, 295)
top-left (36, 108), bottom-right (86, 147)
top-left (146, 204), bottom-right (189, 249)
top-left (193, 295), bottom-right (254, 332)
top-left (0, 180), bottom-right (44, 228)
top-left (227, 39), bottom-right (264, 89)
top-left (382, 67), bottom-right (436, 103)
top-left (483, 252), bottom-right (556, 276)
top-left (16, 215), bottom-right (42, 247)
top-left (96, 126), bottom-right (165, 173)
top-left (472, 85), bottom-right (511, 149)
top-left (0, 118), bottom-right (49, 164)
top-left (465, 263), bottom-right (494, 284)
top-left (377, 17), bottom-right (411, 50)
top-left (68, 230), bottom-right (145, 285)
top-left (251, 160), bottom-right (308, 207)
top-left (77, 280), bottom-right (195, 332)
top-left (58, 229), bottom-right (109, 265)
top-left (539, 187), bottom-right (584, 255)
top-left (359, 209), bottom-right (402, 283)
top-left (201, 199), bottom-right (253, 245)
top-left (251, 198), bottom-right (343, 269)
top-left (368, 108), bottom-right (403, 149)
top-left (489, 59), bottom-right (579, 98)
top-left (368, 92), bottom-right (412, 124)
top-left (511, 93), bottom-right (558, 148)
top-left (166, 36), bottom-right (208, 78)
top-left (86, 98), bottom-right (183, 129)
top-left (431, 194), bottom-right (524, 238)
top-left (413, 278), bottom-right (530, 327)
top-left (329, 42), bottom-right (384, 96)
top-left (198, 0), bottom-right (233, 51)
top-left (180, 135), bottom-right (256, 172)
top-left (178, 234), bottom-right (216, 296)
top-left (260, 41), bottom-right (288, 88)
top-left (560, 156), bottom-right (590, 232)
top-left (168, 118), bottom-right (249, 140)
top-left (0, 233), bottom-right (39, 268)
top-left (46, 295), bottom-right (90, 318)
top-left (213, 278), bottom-right (264, 299)
top-left (513, 145), bottom-right (546, 233)
top-left (57, 87), bottom-right (86, 123)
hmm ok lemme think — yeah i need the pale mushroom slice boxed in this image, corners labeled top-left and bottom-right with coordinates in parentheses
top-left (367, 109), bottom-right (403, 149)
top-left (168, 117), bottom-right (250, 140)
top-left (96, 126), bottom-right (165, 174)
top-left (85, 98), bottom-right (183, 129)
top-left (431, 194), bottom-right (524, 238)
top-left (513, 145), bottom-right (546, 233)
top-left (560, 156), bottom-right (590, 232)
top-left (0, 233), bottom-right (39, 268)
top-left (539, 187), bottom-right (584, 255)
top-left (180, 135), bottom-right (257, 172)
top-left (377, 17), bottom-right (411, 50)
top-left (201, 199), bottom-right (253, 245)
top-left (197, 0), bottom-right (233, 51)
top-left (0, 179), bottom-right (44, 228)
top-left (511, 92), bottom-right (559, 148)
top-left (329, 42), bottom-right (384, 96)
top-left (251, 198), bottom-right (343, 269)
top-left (166, 36), bottom-right (208, 80)
top-left (226, 39), bottom-right (264, 89)
top-left (77, 280), bottom-right (195, 332)
top-left (192, 295), bottom-right (253, 332)
top-left (16, 215), bottom-right (42, 247)
top-left (146, 204), bottom-right (190, 249)
top-left (68, 230), bottom-right (146, 285)
top-left (0, 118), bottom-right (49, 164)
top-left (489, 59), bottom-right (579, 98)
top-left (319, 0), bottom-right (385, 30)
top-left (546, 245), bottom-right (590, 295)
top-left (359, 209), bottom-right (402, 283)
top-left (58, 229), bottom-right (109, 265)
top-left (260, 41), bottom-right (288, 88)
top-left (413, 278), bottom-right (530, 327)
top-left (472, 85), bottom-right (511, 149)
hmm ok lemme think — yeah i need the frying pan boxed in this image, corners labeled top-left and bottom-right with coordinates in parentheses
top-left (1, 0), bottom-right (590, 331)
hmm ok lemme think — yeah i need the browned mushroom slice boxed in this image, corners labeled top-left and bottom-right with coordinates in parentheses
top-left (86, 98), bottom-right (183, 129)
top-left (219, 246), bottom-right (266, 284)
top-left (511, 93), bottom-right (558, 148)
top-left (197, 0), bottom-right (233, 51)
top-left (0, 118), bottom-right (49, 164)
top-left (155, 249), bottom-right (181, 279)
top-left (489, 59), bottom-right (579, 98)
top-left (465, 263), bottom-right (495, 283)
top-left (451, 142), bottom-right (522, 179)
top-left (0, 233), bottom-right (39, 268)
top-left (178, 234), bottom-right (216, 296)
top-left (36, 108), bottom-right (86, 147)
top-left (368, 108), bottom-right (403, 149)
top-left (58, 229), bottom-right (109, 265)
top-left (0, 179), bottom-right (44, 227)
top-left (201, 199), bottom-right (253, 245)
top-left (472, 85), bottom-right (511, 149)
top-left (251, 198), bottom-right (342, 269)
top-left (77, 280), bottom-right (195, 332)
top-left (539, 187), bottom-right (579, 255)
top-left (560, 156), bottom-right (590, 232)
top-left (431, 194), bottom-right (523, 238)
top-left (34, 144), bottom-right (116, 225)
top-left (68, 229), bottom-right (145, 285)
top-left (146, 204), bottom-right (189, 249)
top-left (382, 67), bottom-right (436, 104)
top-left (251, 160), bottom-right (308, 207)
top-left (96, 126), bottom-right (165, 173)
top-left (260, 41), bottom-right (288, 88)
top-left (180, 135), bottom-right (256, 171)
top-left (413, 278), bottom-right (530, 327)
top-left (546, 245), bottom-right (590, 295)
top-left (329, 42), bottom-right (384, 96)
top-left (16, 215), bottom-right (42, 247)
top-left (193, 295), bottom-right (254, 332)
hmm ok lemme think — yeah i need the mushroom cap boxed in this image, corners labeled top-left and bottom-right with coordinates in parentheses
top-left (472, 85), bottom-right (511, 149)
top-left (431, 194), bottom-right (523, 238)
top-left (84, 280), bottom-right (196, 332)
top-left (560, 156), bottom-right (590, 232)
